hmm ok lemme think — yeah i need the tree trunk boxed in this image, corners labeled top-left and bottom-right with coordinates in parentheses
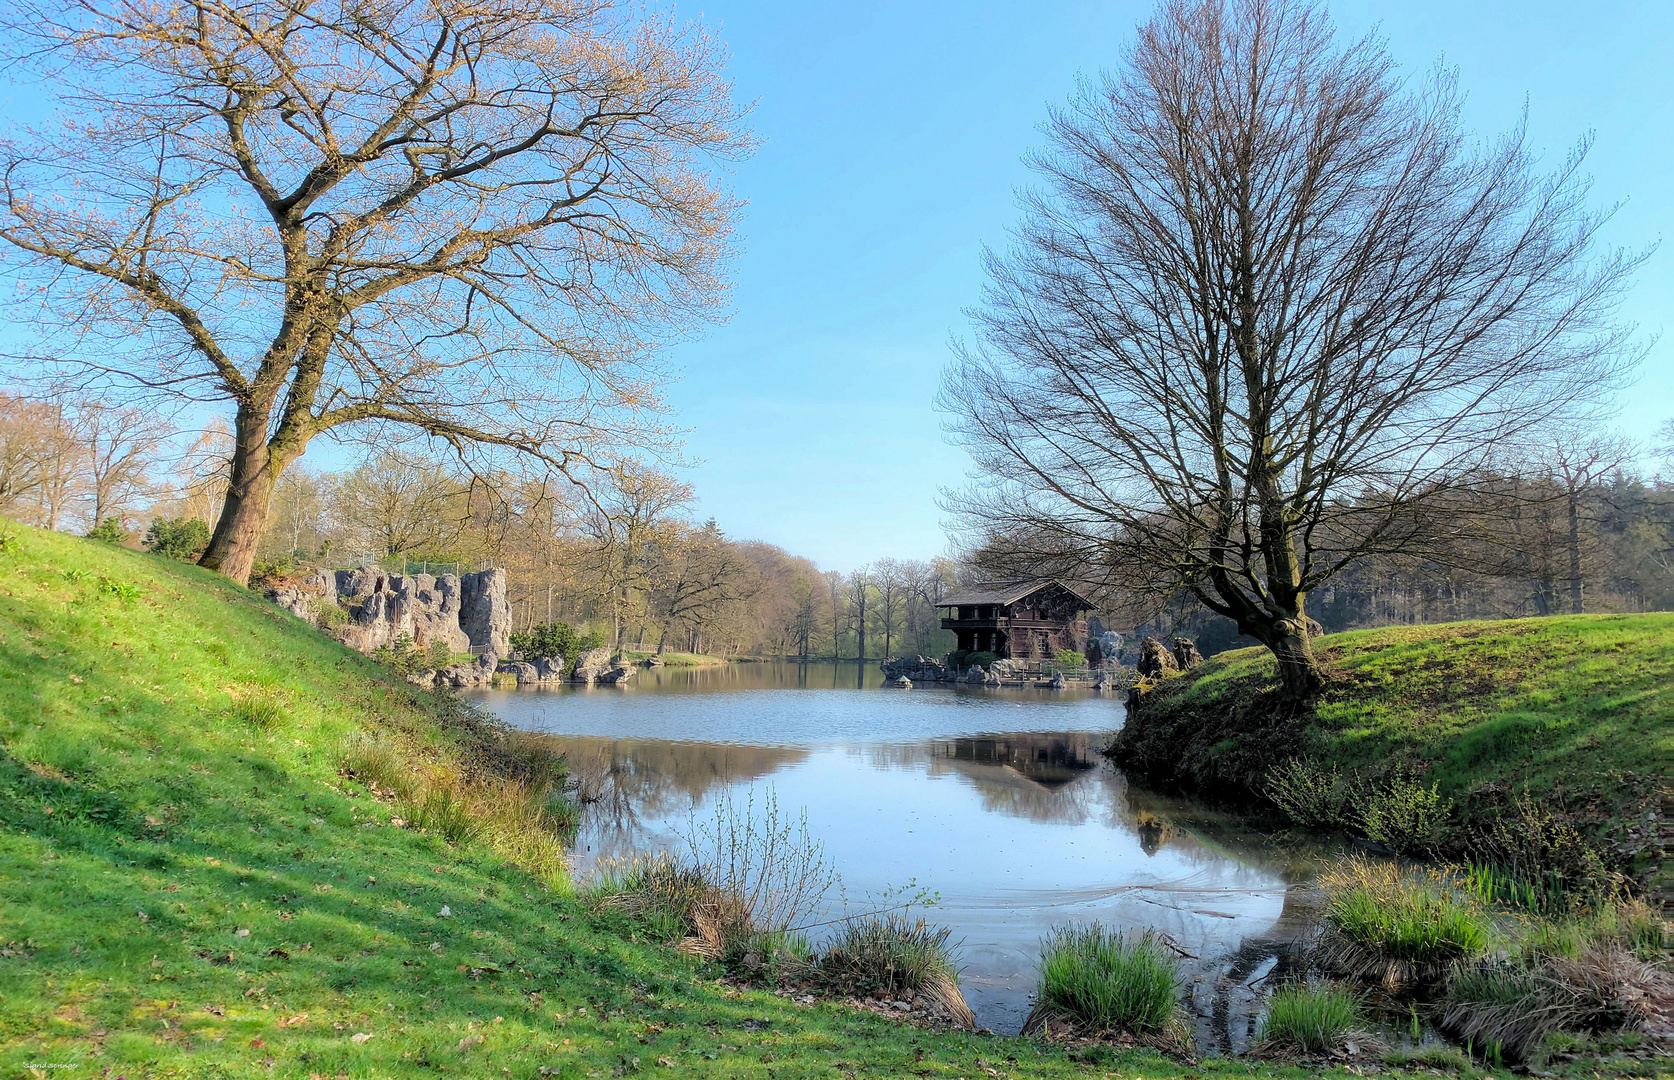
top-left (1566, 489), bottom-right (1585, 614)
top-left (199, 414), bottom-right (296, 585)
top-left (1266, 619), bottom-right (1323, 703)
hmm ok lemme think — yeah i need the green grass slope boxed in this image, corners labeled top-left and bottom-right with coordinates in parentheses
top-left (1112, 615), bottom-right (1673, 878)
top-left (0, 523), bottom-right (1380, 1080)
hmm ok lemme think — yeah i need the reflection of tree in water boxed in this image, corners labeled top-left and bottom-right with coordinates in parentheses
top-left (559, 736), bottom-right (808, 856)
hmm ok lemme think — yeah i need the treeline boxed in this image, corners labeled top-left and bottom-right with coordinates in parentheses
top-left (0, 391), bottom-right (960, 661)
top-left (970, 443), bottom-right (1674, 656)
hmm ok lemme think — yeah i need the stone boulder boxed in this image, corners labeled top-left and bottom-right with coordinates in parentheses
top-left (597, 664), bottom-right (635, 685)
top-left (879, 654), bottom-right (950, 683)
top-left (571, 647), bottom-right (616, 684)
top-left (1049, 672), bottom-right (1066, 690)
top-left (1171, 637), bottom-right (1204, 671)
top-left (1136, 637), bottom-right (1179, 679)
top-left (436, 654), bottom-right (498, 689)
top-left (990, 658), bottom-right (1022, 679)
top-left (497, 661), bottom-right (540, 684)
top-left (1091, 666), bottom-right (1138, 693)
top-left (531, 656), bottom-right (567, 681)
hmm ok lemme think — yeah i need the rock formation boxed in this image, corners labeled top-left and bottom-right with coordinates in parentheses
top-left (879, 655), bottom-right (952, 683)
top-left (1136, 636), bottom-right (1179, 679)
top-left (263, 564), bottom-right (510, 663)
top-left (1170, 637), bottom-right (1204, 671)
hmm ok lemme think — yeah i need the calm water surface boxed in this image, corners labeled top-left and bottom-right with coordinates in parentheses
top-left (469, 663), bottom-right (1319, 1044)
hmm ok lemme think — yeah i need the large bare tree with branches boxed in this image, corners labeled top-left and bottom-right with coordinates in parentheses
top-left (0, 0), bottom-right (747, 583)
top-left (942, 0), bottom-right (1642, 702)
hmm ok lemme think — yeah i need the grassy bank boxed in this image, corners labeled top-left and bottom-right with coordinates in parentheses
top-left (2, 522), bottom-right (1394, 1080)
top-left (1111, 615), bottom-right (1673, 884)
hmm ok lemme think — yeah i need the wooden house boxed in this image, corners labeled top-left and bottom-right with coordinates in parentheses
top-left (936, 579), bottom-right (1095, 661)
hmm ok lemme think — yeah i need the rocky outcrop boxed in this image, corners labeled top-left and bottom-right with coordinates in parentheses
top-left (1171, 637), bottom-right (1203, 671)
top-left (880, 655), bottom-right (952, 683)
top-left (262, 563), bottom-right (511, 665)
top-left (1136, 636), bottom-right (1179, 679)
top-left (460, 569), bottom-right (510, 659)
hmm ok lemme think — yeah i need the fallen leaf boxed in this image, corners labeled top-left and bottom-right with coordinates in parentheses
top-left (279, 1013), bottom-right (307, 1027)
top-left (351, 1032), bottom-right (373, 1044)
top-left (457, 1034), bottom-right (483, 1051)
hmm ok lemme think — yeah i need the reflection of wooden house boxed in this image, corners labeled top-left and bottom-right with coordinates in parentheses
top-left (937, 579), bottom-right (1095, 660)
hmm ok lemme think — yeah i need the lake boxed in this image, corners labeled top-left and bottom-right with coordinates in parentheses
top-left (468, 662), bottom-right (1321, 1046)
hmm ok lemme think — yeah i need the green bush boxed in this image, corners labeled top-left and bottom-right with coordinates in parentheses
top-left (1359, 774), bottom-right (1448, 853)
top-left (510, 621), bottom-right (604, 663)
top-left (1257, 984), bottom-right (1360, 1053)
top-left (144, 517), bottom-right (211, 561)
top-left (1026, 924), bottom-right (1179, 1037)
top-left (1053, 649), bottom-right (1086, 668)
top-left (85, 517), bottom-right (128, 544)
top-left (1265, 759), bottom-right (1361, 829)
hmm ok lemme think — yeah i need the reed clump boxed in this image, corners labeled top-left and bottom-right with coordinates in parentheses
top-left (1315, 857), bottom-right (1491, 990)
top-left (816, 914), bottom-right (975, 1027)
top-left (1023, 924), bottom-right (1183, 1041)
top-left (1255, 984), bottom-right (1363, 1054)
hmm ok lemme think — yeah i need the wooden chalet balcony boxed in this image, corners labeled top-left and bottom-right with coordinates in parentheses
top-left (939, 616), bottom-right (1064, 630)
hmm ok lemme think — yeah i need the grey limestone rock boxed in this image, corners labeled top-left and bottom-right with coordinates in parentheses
top-left (459, 569), bottom-right (510, 659)
top-left (879, 654), bottom-right (950, 683)
top-left (571, 646), bottom-right (615, 683)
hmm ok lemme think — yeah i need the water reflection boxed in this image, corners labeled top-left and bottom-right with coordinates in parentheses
top-left (469, 670), bottom-right (1324, 1043)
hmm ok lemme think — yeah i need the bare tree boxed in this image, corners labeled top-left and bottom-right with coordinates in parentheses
top-left (0, 0), bottom-right (747, 584)
top-left (871, 557), bottom-right (907, 659)
top-left (0, 393), bottom-right (72, 520)
top-left (846, 568), bottom-right (873, 662)
top-left (943, 0), bottom-right (1641, 701)
top-left (79, 401), bottom-right (173, 530)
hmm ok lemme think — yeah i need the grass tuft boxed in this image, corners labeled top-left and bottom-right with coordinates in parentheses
top-left (1256, 984), bottom-right (1361, 1054)
top-left (817, 915), bottom-right (975, 1027)
top-left (231, 687), bottom-right (286, 728)
top-left (1024, 924), bottom-right (1181, 1039)
top-left (1315, 857), bottom-right (1491, 989)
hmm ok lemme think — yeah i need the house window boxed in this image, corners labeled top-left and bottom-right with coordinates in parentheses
top-left (1036, 631), bottom-right (1051, 656)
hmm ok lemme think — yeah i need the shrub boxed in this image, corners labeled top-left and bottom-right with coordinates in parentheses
top-left (1256, 984), bottom-right (1361, 1053)
top-left (1265, 759), bottom-right (1362, 830)
top-left (144, 517), bottom-right (211, 560)
top-left (817, 915), bottom-right (974, 1026)
top-left (312, 598), bottom-right (347, 629)
top-left (1025, 924), bottom-right (1180, 1038)
top-left (372, 634), bottom-right (427, 677)
top-left (500, 731), bottom-right (569, 788)
top-left (1053, 649), bottom-right (1086, 669)
top-left (1316, 857), bottom-right (1492, 989)
top-left (85, 517), bottom-right (127, 544)
top-left (510, 621), bottom-right (605, 663)
top-left (1359, 774), bottom-right (1448, 853)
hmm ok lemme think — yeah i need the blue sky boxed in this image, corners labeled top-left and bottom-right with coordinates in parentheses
top-left (666, 0), bottom-right (1674, 570)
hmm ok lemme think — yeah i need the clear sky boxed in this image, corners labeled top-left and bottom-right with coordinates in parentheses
top-left (665, 0), bottom-right (1674, 571)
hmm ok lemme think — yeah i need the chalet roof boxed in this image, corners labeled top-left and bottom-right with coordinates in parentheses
top-left (935, 578), bottom-right (1094, 611)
